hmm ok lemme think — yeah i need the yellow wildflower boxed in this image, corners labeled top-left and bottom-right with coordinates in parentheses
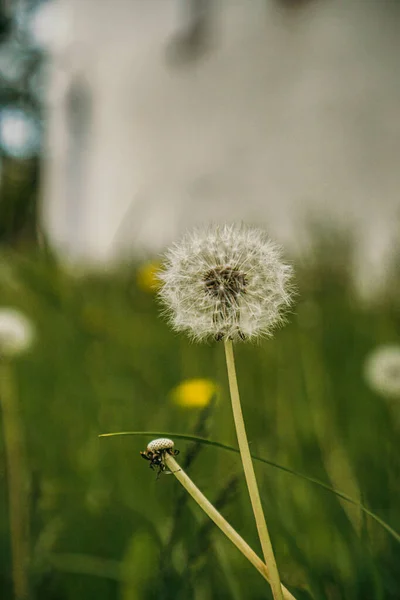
top-left (171, 378), bottom-right (218, 408)
top-left (136, 262), bottom-right (162, 293)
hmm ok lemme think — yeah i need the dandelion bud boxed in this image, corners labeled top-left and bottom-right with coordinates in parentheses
top-left (0, 308), bottom-right (35, 357)
top-left (158, 224), bottom-right (294, 342)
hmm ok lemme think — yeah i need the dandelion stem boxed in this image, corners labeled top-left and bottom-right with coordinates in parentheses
top-left (224, 339), bottom-right (284, 600)
top-left (0, 360), bottom-right (30, 600)
top-left (164, 454), bottom-right (296, 600)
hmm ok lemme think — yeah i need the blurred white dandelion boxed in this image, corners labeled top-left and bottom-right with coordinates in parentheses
top-left (0, 308), bottom-right (35, 357)
top-left (158, 224), bottom-right (294, 342)
top-left (364, 345), bottom-right (400, 400)
top-left (28, 1), bottom-right (73, 52)
top-left (0, 108), bottom-right (41, 160)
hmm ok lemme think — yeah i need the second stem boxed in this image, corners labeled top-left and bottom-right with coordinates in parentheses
top-left (224, 339), bottom-right (283, 600)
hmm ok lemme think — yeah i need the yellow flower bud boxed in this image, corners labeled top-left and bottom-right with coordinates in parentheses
top-left (136, 262), bottom-right (162, 293)
top-left (170, 378), bottom-right (218, 408)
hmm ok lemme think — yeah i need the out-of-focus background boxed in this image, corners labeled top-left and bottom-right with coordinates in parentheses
top-left (1, 0), bottom-right (400, 599)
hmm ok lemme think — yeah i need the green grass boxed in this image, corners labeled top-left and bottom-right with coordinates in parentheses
top-left (1, 235), bottom-right (400, 600)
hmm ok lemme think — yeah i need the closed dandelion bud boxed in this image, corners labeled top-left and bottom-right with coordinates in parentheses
top-left (140, 438), bottom-right (180, 477)
top-left (0, 308), bottom-right (35, 357)
top-left (147, 438), bottom-right (175, 453)
top-left (158, 224), bottom-right (294, 342)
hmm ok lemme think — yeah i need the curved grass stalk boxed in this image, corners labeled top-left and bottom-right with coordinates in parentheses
top-left (99, 430), bottom-right (400, 545)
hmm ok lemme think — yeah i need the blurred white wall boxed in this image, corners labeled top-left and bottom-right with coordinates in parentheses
top-left (40, 0), bottom-right (400, 292)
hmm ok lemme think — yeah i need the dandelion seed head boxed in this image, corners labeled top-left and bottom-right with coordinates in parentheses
top-left (0, 308), bottom-right (35, 357)
top-left (158, 224), bottom-right (294, 342)
top-left (364, 345), bottom-right (400, 400)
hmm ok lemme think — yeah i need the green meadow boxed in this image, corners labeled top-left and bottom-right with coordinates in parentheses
top-left (0, 230), bottom-right (400, 600)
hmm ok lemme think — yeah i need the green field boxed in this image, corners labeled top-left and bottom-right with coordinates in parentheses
top-left (1, 233), bottom-right (400, 600)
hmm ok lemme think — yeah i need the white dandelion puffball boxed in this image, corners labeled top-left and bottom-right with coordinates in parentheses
top-left (364, 345), bottom-right (400, 400)
top-left (158, 224), bottom-right (294, 342)
top-left (0, 308), bottom-right (35, 357)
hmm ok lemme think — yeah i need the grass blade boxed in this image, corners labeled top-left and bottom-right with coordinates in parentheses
top-left (99, 430), bottom-right (400, 545)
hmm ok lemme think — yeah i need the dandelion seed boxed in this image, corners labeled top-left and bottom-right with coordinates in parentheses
top-left (158, 224), bottom-right (294, 342)
top-left (364, 345), bottom-right (400, 400)
top-left (0, 308), bottom-right (35, 357)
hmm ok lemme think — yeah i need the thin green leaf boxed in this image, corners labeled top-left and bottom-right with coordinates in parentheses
top-left (100, 430), bottom-right (400, 545)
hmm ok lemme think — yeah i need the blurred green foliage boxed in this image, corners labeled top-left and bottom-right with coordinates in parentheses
top-left (0, 227), bottom-right (400, 600)
top-left (0, 158), bottom-right (39, 245)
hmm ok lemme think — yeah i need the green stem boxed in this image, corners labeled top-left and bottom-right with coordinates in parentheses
top-left (164, 454), bottom-right (296, 600)
top-left (224, 340), bottom-right (284, 600)
top-left (0, 360), bottom-right (30, 600)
